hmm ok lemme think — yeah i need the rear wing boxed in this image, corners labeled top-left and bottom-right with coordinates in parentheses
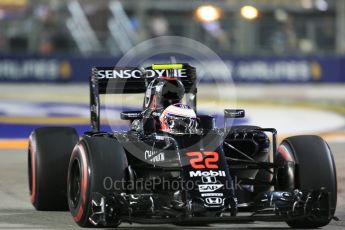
top-left (90, 63), bottom-right (197, 132)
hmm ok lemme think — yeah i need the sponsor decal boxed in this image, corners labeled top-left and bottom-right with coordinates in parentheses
top-left (144, 150), bottom-right (165, 163)
top-left (189, 170), bottom-right (226, 178)
top-left (0, 59), bottom-right (72, 80)
top-left (235, 61), bottom-right (311, 81)
top-left (201, 176), bottom-right (217, 184)
top-left (201, 193), bottom-right (223, 197)
top-left (186, 151), bottom-right (219, 169)
top-left (205, 197), bottom-right (223, 205)
top-left (96, 69), bottom-right (187, 79)
top-left (198, 184), bottom-right (224, 193)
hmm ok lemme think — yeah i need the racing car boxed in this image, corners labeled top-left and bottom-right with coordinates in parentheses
top-left (28, 63), bottom-right (337, 228)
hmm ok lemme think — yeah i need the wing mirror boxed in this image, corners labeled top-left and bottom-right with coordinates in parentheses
top-left (224, 109), bottom-right (245, 133)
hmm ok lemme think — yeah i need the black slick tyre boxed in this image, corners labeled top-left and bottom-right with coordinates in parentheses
top-left (28, 127), bottom-right (79, 211)
top-left (67, 136), bottom-right (127, 228)
top-left (277, 135), bottom-right (337, 228)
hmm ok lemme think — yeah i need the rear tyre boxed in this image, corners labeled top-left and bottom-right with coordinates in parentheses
top-left (276, 135), bottom-right (337, 228)
top-left (67, 136), bottom-right (127, 228)
top-left (28, 127), bottom-right (79, 211)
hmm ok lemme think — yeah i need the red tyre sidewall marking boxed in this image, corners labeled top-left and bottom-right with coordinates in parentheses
top-left (279, 142), bottom-right (338, 209)
top-left (29, 136), bottom-right (36, 204)
top-left (73, 144), bottom-right (89, 222)
top-left (278, 145), bottom-right (294, 162)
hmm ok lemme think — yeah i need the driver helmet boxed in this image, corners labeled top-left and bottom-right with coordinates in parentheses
top-left (160, 103), bottom-right (197, 134)
top-left (144, 77), bottom-right (185, 111)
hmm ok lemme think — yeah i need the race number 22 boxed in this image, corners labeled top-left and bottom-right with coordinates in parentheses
top-left (186, 151), bottom-right (219, 169)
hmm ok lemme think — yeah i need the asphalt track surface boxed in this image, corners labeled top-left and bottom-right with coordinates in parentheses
top-left (0, 142), bottom-right (344, 229)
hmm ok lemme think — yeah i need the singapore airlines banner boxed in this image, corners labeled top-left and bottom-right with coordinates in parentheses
top-left (0, 55), bottom-right (343, 83)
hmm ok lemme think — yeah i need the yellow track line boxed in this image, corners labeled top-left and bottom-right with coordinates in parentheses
top-left (0, 139), bottom-right (28, 149)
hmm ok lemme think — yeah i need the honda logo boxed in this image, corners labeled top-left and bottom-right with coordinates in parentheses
top-left (205, 197), bottom-right (223, 205)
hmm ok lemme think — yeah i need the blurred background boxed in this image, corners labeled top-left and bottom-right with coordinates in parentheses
top-left (0, 0), bottom-right (343, 56)
top-left (0, 1), bottom-right (345, 229)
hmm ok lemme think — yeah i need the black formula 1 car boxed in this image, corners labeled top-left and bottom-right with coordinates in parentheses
top-left (28, 63), bottom-right (337, 228)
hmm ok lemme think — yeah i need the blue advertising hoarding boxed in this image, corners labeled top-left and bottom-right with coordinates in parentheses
top-left (0, 55), bottom-right (344, 83)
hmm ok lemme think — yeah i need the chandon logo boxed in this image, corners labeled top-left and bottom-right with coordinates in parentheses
top-left (144, 150), bottom-right (165, 163)
top-left (201, 193), bottom-right (223, 197)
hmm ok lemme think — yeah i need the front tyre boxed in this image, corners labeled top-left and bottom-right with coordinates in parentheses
top-left (67, 136), bottom-right (127, 228)
top-left (276, 135), bottom-right (337, 228)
